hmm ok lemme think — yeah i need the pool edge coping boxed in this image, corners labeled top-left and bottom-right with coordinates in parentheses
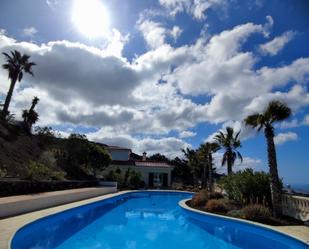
top-left (178, 198), bottom-right (309, 246)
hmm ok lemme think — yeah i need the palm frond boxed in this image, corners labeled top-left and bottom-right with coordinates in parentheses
top-left (221, 153), bottom-right (228, 166)
top-left (237, 151), bottom-right (243, 162)
top-left (265, 100), bottom-right (292, 123)
top-left (244, 114), bottom-right (260, 127)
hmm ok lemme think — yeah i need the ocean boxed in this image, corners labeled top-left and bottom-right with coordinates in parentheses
top-left (288, 183), bottom-right (309, 195)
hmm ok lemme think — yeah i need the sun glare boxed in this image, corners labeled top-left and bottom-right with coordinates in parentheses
top-left (72, 0), bottom-right (109, 38)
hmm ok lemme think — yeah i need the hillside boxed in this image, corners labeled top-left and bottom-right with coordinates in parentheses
top-left (0, 121), bottom-right (109, 181)
top-left (0, 121), bottom-right (41, 178)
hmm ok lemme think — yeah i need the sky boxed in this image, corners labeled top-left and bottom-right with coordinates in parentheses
top-left (0, 0), bottom-right (308, 185)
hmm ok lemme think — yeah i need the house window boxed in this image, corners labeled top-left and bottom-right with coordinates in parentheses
top-left (153, 173), bottom-right (163, 186)
top-left (149, 173), bottom-right (169, 187)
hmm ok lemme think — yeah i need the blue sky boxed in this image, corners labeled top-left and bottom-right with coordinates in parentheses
top-left (0, 0), bottom-right (308, 185)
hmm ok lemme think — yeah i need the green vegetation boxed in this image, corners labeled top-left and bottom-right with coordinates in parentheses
top-left (26, 161), bottom-right (65, 181)
top-left (104, 167), bottom-right (144, 189)
top-left (219, 169), bottom-right (272, 206)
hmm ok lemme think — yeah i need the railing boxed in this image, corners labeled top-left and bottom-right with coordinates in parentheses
top-left (282, 194), bottom-right (309, 222)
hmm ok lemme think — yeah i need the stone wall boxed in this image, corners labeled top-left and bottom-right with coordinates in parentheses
top-left (282, 194), bottom-right (309, 222)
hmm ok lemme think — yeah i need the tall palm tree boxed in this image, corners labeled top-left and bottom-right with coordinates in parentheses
top-left (244, 100), bottom-right (291, 217)
top-left (1, 50), bottom-right (36, 119)
top-left (199, 142), bottom-right (220, 191)
top-left (182, 148), bottom-right (199, 187)
top-left (214, 127), bottom-right (243, 175)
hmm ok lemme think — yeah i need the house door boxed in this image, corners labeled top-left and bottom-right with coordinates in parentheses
top-left (163, 173), bottom-right (168, 187)
top-left (149, 173), bottom-right (154, 187)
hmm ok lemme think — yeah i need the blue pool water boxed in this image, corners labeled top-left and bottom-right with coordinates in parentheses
top-left (12, 191), bottom-right (308, 249)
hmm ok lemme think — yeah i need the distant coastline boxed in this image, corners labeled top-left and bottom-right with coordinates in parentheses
top-left (286, 183), bottom-right (309, 195)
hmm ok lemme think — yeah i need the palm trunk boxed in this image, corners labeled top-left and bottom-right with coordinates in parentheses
top-left (208, 153), bottom-right (213, 192)
top-left (265, 125), bottom-right (282, 217)
top-left (202, 154), bottom-right (208, 189)
top-left (1, 76), bottom-right (17, 119)
top-left (227, 151), bottom-right (232, 175)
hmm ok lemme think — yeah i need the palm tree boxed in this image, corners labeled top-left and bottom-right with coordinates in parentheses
top-left (1, 50), bottom-right (36, 119)
top-left (214, 127), bottom-right (243, 175)
top-left (244, 100), bottom-right (291, 217)
top-left (22, 96), bottom-right (39, 131)
top-left (182, 148), bottom-right (199, 187)
top-left (198, 142), bottom-right (220, 191)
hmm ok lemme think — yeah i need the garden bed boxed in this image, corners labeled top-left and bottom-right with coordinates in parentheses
top-left (187, 192), bottom-right (304, 226)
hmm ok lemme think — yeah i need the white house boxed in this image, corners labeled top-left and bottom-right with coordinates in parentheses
top-left (104, 146), bottom-right (173, 188)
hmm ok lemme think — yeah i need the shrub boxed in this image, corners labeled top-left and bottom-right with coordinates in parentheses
top-left (0, 168), bottom-right (7, 178)
top-left (128, 171), bottom-right (144, 189)
top-left (218, 169), bottom-right (274, 206)
top-left (209, 192), bottom-right (224, 200)
top-left (191, 190), bottom-right (209, 207)
top-left (242, 204), bottom-right (271, 222)
top-left (26, 161), bottom-right (65, 181)
top-left (227, 209), bottom-right (244, 218)
top-left (39, 150), bottom-right (57, 168)
top-left (205, 199), bottom-right (228, 213)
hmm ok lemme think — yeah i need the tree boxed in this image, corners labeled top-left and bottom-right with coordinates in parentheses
top-left (88, 144), bottom-right (111, 177)
top-left (148, 153), bottom-right (170, 163)
top-left (214, 127), bottom-right (243, 175)
top-left (182, 148), bottom-right (201, 186)
top-left (244, 100), bottom-right (291, 217)
top-left (198, 142), bottom-right (220, 191)
top-left (171, 157), bottom-right (192, 185)
top-left (22, 96), bottom-right (39, 131)
top-left (1, 50), bottom-right (36, 119)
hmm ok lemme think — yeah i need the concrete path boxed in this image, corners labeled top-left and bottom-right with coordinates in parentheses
top-left (273, 226), bottom-right (309, 244)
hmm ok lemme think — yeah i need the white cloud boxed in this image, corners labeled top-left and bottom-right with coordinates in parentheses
top-left (159, 0), bottom-right (228, 20)
top-left (260, 31), bottom-right (295, 56)
top-left (137, 19), bottom-right (167, 49)
top-left (179, 130), bottom-right (197, 138)
top-left (137, 19), bottom-right (183, 49)
top-left (303, 115), bottom-right (309, 125)
top-left (279, 119), bottom-right (299, 129)
top-left (23, 27), bottom-right (38, 37)
top-left (274, 132), bottom-right (298, 145)
top-left (104, 29), bottom-right (130, 57)
top-left (170, 26), bottom-right (182, 41)
top-left (87, 128), bottom-right (191, 158)
top-left (0, 17), bottom-right (308, 158)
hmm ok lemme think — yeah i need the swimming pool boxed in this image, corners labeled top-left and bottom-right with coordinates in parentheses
top-left (11, 191), bottom-right (309, 249)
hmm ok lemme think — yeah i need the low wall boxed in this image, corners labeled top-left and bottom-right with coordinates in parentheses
top-left (0, 180), bottom-right (99, 197)
top-left (0, 186), bottom-right (117, 218)
top-left (282, 194), bottom-right (309, 222)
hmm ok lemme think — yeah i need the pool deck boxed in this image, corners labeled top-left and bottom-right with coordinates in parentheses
top-left (1, 190), bottom-right (308, 249)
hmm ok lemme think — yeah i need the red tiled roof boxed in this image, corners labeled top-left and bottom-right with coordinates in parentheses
top-left (135, 160), bottom-right (173, 168)
top-left (111, 160), bottom-right (173, 168)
